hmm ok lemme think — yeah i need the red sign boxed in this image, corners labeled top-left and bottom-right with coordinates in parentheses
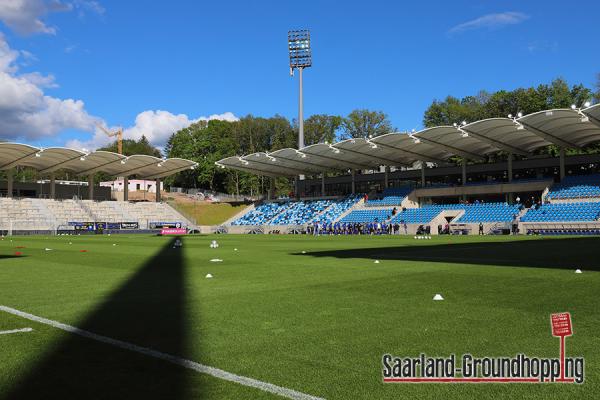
top-left (551, 312), bottom-right (573, 337)
top-left (161, 228), bottom-right (187, 235)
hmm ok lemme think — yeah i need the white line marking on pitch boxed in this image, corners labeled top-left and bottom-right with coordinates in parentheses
top-left (0, 305), bottom-right (324, 400)
top-left (0, 327), bottom-right (33, 335)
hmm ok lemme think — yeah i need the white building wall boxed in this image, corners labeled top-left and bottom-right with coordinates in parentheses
top-left (100, 179), bottom-right (163, 193)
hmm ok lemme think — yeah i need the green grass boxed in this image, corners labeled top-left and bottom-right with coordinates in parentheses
top-left (170, 202), bottom-right (248, 225)
top-left (0, 234), bottom-right (599, 399)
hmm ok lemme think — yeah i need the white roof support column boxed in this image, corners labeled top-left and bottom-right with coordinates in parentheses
top-left (123, 176), bottom-right (129, 202)
top-left (88, 174), bottom-right (94, 200)
top-left (155, 178), bottom-right (161, 202)
top-left (384, 166), bottom-right (390, 188)
top-left (421, 161), bottom-right (426, 186)
top-left (507, 153), bottom-right (513, 183)
top-left (6, 168), bottom-right (13, 198)
top-left (559, 148), bottom-right (566, 181)
top-left (50, 172), bottom-right (56, 199)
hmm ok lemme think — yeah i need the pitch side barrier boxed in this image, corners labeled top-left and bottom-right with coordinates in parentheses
top-left (522, 221), bottom-right (600, 235)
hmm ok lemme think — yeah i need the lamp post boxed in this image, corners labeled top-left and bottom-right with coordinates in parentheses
top-left (288, 29), bottom-right (312, 150)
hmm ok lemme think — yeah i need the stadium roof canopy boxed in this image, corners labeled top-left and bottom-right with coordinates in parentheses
top-left (216, 104), bottom-right (600, 177)
top-left (0, 143), bottom-right (198, 179)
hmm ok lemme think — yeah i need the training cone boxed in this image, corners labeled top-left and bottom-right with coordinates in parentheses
top-left (374, 260), bottom-right (380, 264)
top-left (301, 250), bottom-right (306, 254)
top-left (205, 273), bottom-right (213, 278)
top-left (433, 294), bottom-right (444, 301)
top-left (234, 248), bottom-right (238, 251)
top-left (210, 258), bottom-right (223, 262)
top-left (44, 248), bottom-right (52, 251)
top-left (112, 244), bottom-right (117, 246)
top-left (575, 269), bottom-right (582, 274)
top-left (14, 251), bottom-right (22, 256)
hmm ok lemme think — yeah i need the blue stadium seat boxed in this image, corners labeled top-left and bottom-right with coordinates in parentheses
top-left (365, 186), bottom-right (413, 207)
top-left (340, 209), bottom-right (393, 223)
top-left (546, 174), bottom-right (600, 200)
top-left (231, 196), bottom-right (362, 226)
top-left (521, 202), bottom-right (600, 222)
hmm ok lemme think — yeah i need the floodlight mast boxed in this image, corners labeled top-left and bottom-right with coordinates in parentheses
top-left (288, 29), bottom-right (312, 150)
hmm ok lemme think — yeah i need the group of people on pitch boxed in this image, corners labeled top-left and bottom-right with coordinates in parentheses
top-left (307, 220), bottom-right (409, 236)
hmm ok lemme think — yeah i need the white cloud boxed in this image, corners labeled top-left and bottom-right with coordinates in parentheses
top-left (72, 0), bottom-right (104, 16)
top-left (21, 71), bottom-right (58, 87)
top-left (0, 33), bottom-right (99, 141)
top-left (0, 0), bottom-right (72, 36)
top-left (448, 12), bottom-right (529, 35)
top-left (66, 110), bottom-right (239, 152)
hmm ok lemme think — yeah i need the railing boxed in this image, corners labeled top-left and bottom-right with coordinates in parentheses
top-left (74, 198), bottom-right (97, 221)
top-left (170, 187), bottom-right (261, 202)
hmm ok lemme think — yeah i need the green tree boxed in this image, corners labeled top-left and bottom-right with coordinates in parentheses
top-left (424, 77), bottom-right (593, 128)
top-left (341, 109), bottom-right (392, 139)
top-left (301, 114), bottom-right (343, 145)
top-left (98, 135), bottom-right (162, 158)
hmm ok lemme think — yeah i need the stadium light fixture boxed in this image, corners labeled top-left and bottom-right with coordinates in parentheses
top-left (571, 104), bottom-right (577, 110)
top-left (508, 114), bottom-right (513, 119)
top-left (517, 112), bottom-right (523, 118)
top-left (584, 101), bottom-right (591, 108)
top-left (288, 29), bottom-right (312, 150)
top-left (295, 150), bottom-right (307, 158)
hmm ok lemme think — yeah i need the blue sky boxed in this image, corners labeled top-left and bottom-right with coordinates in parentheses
top-left (0, 0), bottom-right (598, 150)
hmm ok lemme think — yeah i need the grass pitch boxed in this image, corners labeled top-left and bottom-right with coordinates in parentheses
top-left (0, 234), bottom-right (599, 399)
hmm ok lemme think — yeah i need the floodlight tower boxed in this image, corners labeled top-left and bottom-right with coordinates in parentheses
top-left (288, 29), bottom-right (312, 149)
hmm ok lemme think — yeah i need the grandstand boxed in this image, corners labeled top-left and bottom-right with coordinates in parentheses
top-left (223, 175), bottom-right (600, 235)
top-left (216, 104), bottom-right (600, 235)
top-left (0, 197), bottom-right (193, 235)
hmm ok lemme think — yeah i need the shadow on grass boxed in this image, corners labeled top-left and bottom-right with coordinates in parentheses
top-left (295, 237), bottom-right (600, 271)
top-left (3, 237), bottom-right (195, 399)
top-left (0, 255), bottom-right (25, 260)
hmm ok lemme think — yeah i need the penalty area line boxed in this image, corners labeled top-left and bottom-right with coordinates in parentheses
top-left (0, 327), bottom-right (33, 335)
top-left (0, 305), bottom-right (325, 400)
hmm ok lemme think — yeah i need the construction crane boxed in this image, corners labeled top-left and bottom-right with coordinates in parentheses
top-left (97, 124), bottom-right (124, 155)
